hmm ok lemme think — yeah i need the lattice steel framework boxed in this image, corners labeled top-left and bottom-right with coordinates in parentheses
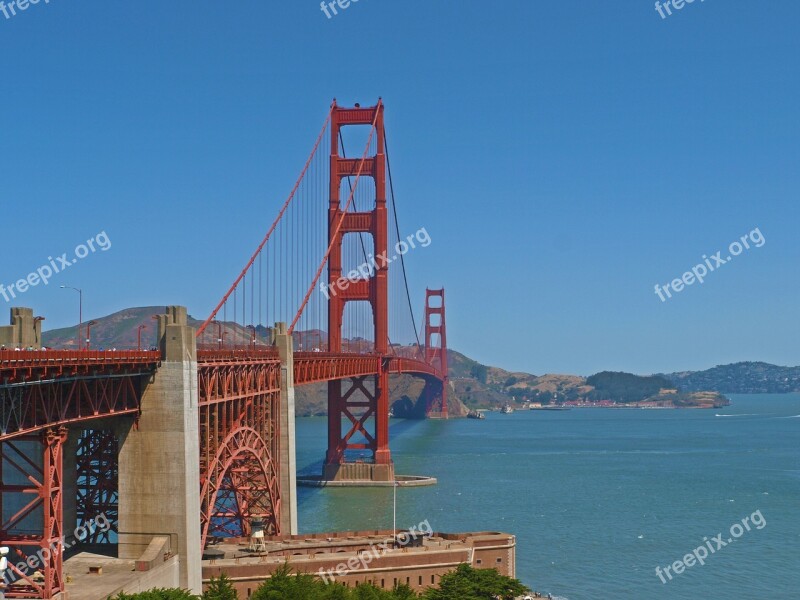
top-left (0, 367), bottom-right (153, 439)
top-left (0, 428), bottom-right (66, 599)
top-left (0, 357), bottom-right (154, 600)
top-left (75, 428), bottom-right (118, 544)
top-left (197, 357), bottom-right (282, 548)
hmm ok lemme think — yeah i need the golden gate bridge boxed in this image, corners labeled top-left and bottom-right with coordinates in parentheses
top-left (0, 100), bottom-right (448, 598)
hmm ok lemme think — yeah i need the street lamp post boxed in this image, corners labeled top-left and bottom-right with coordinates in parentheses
top-left (137, 324), bottom-right (148, 351)
top-left (85, 320), bottom-right (97, 350)
top-left (246, 325), bottom-right (256, 350)
top-left (209, 320), bottom-right (221, 349)
top-left (33, 316), bottom-right (45, 349)
top-left (60, 286), bottom-right (82, 350)
top-left (393, 480), bottom-right (398, 541)
top-left (146, 315), bottom-right (160, 352)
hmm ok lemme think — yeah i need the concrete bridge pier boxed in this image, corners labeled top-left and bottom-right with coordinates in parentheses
top-left (117, 306), bottom-right (202, 593)
top-left (0, 307), bottom-right (44, 349)
top-left (274, 322), bottom-right (298, 535)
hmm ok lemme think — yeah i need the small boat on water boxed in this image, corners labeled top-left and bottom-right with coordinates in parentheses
top-left (467, 410), bottom-right (485, 420)
top-left (501, 404), bottom-right (515, 414)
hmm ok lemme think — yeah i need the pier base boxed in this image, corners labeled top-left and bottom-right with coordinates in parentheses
top-left (300, 474), bottom-right (436, 488)
top-left (323, 462), bottom-right (395, 483)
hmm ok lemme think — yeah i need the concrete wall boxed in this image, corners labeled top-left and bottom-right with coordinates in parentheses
top-left (107, 556), bottom-right (181, 596)
top-left (0, 307), bottom-right (43, 349)
top-left (117, 306), bottom-right (202, 593)
top-left (202, 532), bottom-right (518, 597)
top-left (274, 323), bottom-right (297, 535)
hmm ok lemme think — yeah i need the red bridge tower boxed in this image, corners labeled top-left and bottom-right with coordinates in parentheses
top-left (423, 288), bottom-right (449, 418)
top-left (324, 101), bottom-right (393, 482)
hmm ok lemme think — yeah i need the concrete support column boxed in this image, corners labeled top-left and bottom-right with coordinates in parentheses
top-left (274, 322), bottom-right (297, 535)
top-left (117, 306), bottom-right (202, 593)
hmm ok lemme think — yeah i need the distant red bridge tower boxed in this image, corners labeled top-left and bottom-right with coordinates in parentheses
top-left (423, 288), bottom-right (449, 418)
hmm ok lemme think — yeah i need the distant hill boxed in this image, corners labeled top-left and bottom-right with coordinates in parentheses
top-left (43, 306), bottom-right (170, 350)
top-left (451, 360), bottom-right (728, 409)
top-left (49, 307), bottom-right (800, 413)
top-left (41, 306), bottom-right (470, 418)
top-left (664, 362), bottom-right (800, 394)
top-left (42, 306), bottom-right (274, 350)
top-left (586, 372), bottom-right (673, 403)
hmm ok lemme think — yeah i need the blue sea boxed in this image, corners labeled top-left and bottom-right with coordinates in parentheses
top-left (296, 394), bottom-right (800, 599)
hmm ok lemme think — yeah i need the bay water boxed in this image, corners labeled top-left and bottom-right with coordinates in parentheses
top-left (296, 394), bottom-right (800, 599)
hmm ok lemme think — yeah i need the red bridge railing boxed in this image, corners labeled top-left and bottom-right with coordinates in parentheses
top-left (0, 349), bottom-right (161, 364)
top-left (0, 350), bottom-right (161, 384)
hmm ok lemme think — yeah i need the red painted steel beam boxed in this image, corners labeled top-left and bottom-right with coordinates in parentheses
top-left (0, 428), bottom-right (66, 599)
top-left (0, 374), bottom-right (149, 443)
top-left (291, 352), bottom-right (441, 386)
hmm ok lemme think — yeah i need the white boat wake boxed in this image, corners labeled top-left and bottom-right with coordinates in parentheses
top-left (715, 413), bottom-right (761, 417)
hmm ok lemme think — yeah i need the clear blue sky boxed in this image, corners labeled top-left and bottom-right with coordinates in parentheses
top-left (1, 1), bottom-right (798, 375)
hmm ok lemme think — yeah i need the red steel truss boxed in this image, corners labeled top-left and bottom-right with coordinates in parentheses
top-left (0, 428), bottom-right (66, 599)
top-left (75, 429), bottom-right (118, 544)
top-left (0, 359), bottom-right (155, 599)
top-left (0, 353), bottom-right (157, 439)
top-left (197, 357), bottom-right (282, 548)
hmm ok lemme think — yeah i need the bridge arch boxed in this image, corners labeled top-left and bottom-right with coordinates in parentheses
top-left (200, 425), bottom-right (280, 549)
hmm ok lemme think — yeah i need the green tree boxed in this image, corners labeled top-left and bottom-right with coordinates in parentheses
top-left (352, 584), bottom-right (416, 600)
top-left (586, 371), bottom-right (672, 404)
top-left (250, 563), bottom-right (327, 600)
top-left (389, 585), bottom-right (417, 600)
top-left (203, 575), bottom-right (238, 600)
top-left (470, 364), bottom-right (488, 384)
top-left (109, 589), bottom-right (198, 600)
top-left (422, 565), bottom-right (529, 600)
top-left (248, 563), bottom-right (417, 600)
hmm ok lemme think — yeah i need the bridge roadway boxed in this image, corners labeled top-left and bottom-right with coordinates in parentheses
top-left (0, 348), bottom-right (439, 440)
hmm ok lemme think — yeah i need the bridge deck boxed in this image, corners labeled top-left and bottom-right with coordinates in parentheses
top-left (0, 350), bottom-right (161, 383)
